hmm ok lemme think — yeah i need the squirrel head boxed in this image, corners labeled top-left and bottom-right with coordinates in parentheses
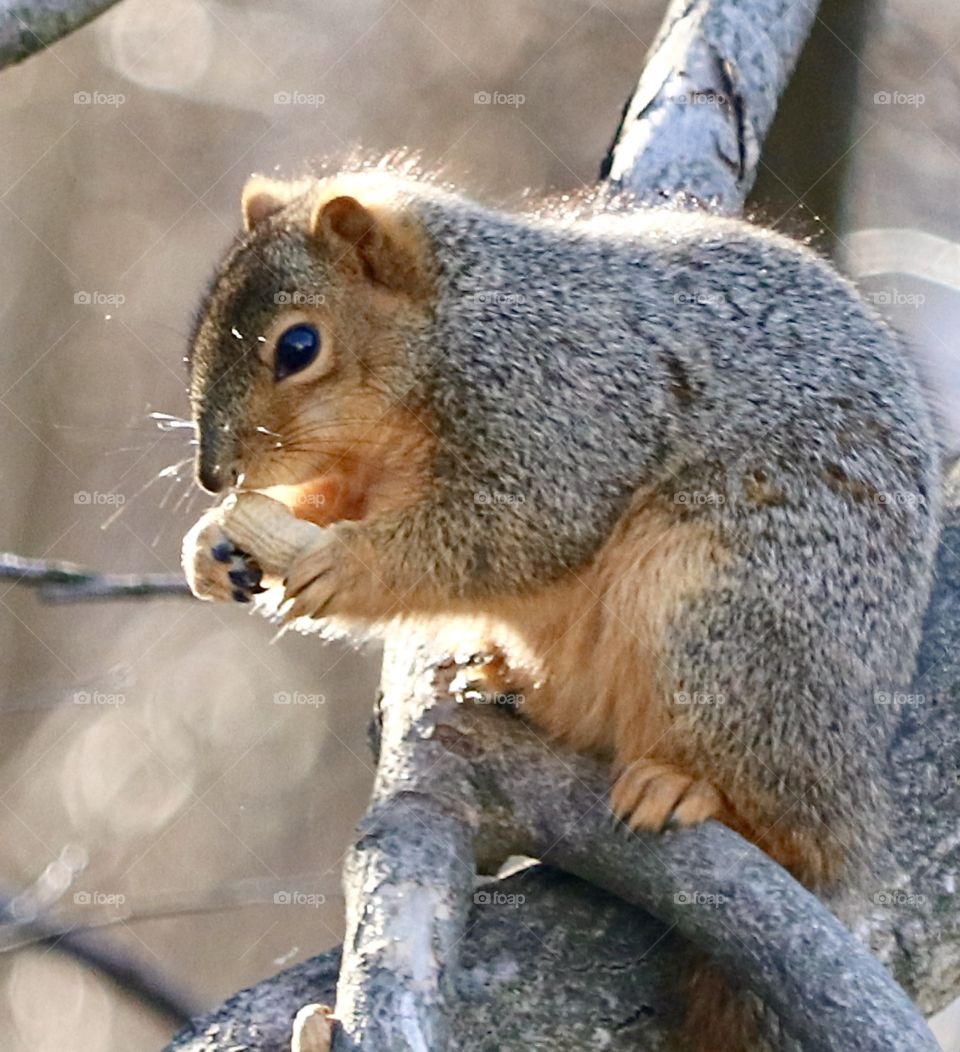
top-left (187, 173), bottom-right (437, 523)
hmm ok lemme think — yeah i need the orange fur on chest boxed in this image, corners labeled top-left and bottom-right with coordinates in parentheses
top-left (487, 492), bottom-right (730, 767)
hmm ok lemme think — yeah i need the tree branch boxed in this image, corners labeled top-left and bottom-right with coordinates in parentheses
top-left (0, 553), bottom-right (190, 601)
top-left (601, 0), bottom-right (821, 212)
top-left (333, 636), bottom-right (942, 1051)
top-left (329, 653), bottom-right (477, 1051)
top-left (0, 0), bottom-right (125, 70)
top-left (9, 919), bottom-right (197, 1029)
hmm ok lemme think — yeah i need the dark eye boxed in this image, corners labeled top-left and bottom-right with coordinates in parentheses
top-left (274, 323), bottom-right (320, 380)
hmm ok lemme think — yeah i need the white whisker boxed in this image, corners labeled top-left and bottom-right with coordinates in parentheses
top-left (100, 456), bottom-right (194, 531)
top-left (150, 412), bottom-right (196, 433)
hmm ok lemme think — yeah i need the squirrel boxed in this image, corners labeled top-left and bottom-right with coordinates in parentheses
top-left (181, 164), bottom-right (941, 1050)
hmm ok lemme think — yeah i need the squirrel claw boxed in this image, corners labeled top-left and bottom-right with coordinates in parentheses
top-left (610, 760), bottom-right (722, 833)
top-left (450, 648), bottom-right (526, 709)
top-left (280, 528), bottom-right (378, 620)
top-left (211, 540), bottom-right (234, 564)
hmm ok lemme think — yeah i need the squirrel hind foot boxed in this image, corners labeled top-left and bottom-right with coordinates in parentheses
top-left (610, 760), bottom-right (723, 832)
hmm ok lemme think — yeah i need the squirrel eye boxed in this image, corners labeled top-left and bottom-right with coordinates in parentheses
top-left (274, 323), bottom-right (320, 380)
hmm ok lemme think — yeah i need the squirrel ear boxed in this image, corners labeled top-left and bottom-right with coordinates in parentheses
top-left (312, 194), bottom-right (379, 256)
top-left (312, 194), bottom-right (430, 299)
top-left (241, 177), bottom-right (302, 232)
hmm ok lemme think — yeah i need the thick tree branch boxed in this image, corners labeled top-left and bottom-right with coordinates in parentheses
top-left (601, 0), bottom-right (821, 212)
top-left (331, 657), bottom-right (477, 1050)
top-left (167, 870), bottom-right (678, 1052)
top-left (332, 634), bottom-right (944, 1052)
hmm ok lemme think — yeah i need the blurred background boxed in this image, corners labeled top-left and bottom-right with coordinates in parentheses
top-left (0, 0), bottom-right (957, 1048)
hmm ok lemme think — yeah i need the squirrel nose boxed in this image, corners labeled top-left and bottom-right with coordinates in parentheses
top-left (197, 453), bottom-right (239, 494)
top-left (197, 414), bottom-right (240, 493)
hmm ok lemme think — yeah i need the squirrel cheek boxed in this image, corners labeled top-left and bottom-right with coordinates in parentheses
top-left (267, 474), bottom-right (366, 526)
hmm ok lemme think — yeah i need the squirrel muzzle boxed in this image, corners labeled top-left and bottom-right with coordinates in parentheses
top-left (196, 411), bottom-right (241, 494)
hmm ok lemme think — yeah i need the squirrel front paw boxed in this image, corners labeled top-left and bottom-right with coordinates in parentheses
top-left (182, 509), bottom-right (265, 603)
top-left (281, 527), bottom-right (379, 621)
top-left (184, 493), bottom-right (387, 621)
top-left (183, 493), bottom-right (323, 605)
top-left (610, 760), bottom-right (723, 832)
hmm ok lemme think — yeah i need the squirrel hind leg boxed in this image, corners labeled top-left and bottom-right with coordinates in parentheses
top-left (610, 759), bottom-right (725, 832)
top-left (609, 759), bottom-right (848, 888)
top-left (753, 824), bottom-right (849, 890)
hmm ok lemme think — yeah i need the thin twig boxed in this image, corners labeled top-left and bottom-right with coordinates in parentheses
top-left (0, 896), bottom-right (197, 1029)
top-left (0, 553), bottom-right (191, 601)
top-left (0, 872), bottom-right (339, 953)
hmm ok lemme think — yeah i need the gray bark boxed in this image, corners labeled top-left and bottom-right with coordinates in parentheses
top-left (0, 0), bottom-right (124, 69)
top-left (332, 660), bottom-right (476, 1051)
top-left (601, 0), bottom-right (820, 212)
